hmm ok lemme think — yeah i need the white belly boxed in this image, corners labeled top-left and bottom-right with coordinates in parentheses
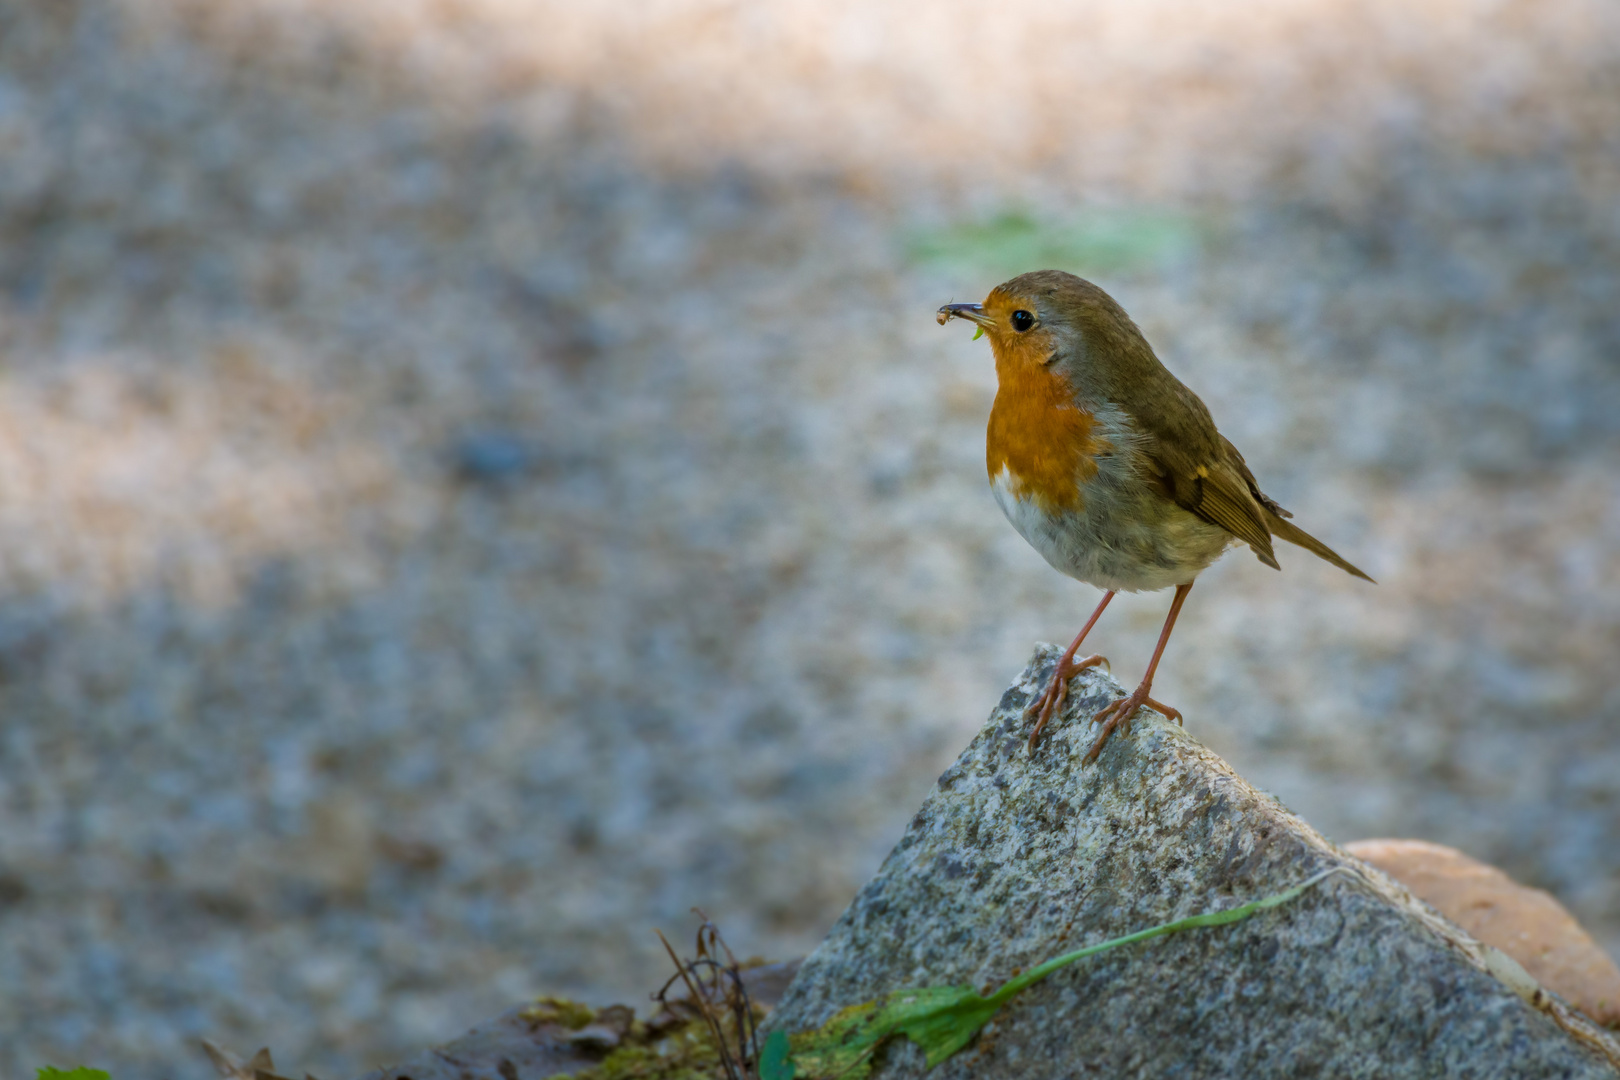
top-left (990, 464), bottom-right (1233, 593)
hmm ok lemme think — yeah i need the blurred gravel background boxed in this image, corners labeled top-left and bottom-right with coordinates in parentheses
top-left (2, 0), bottom-right (1619, 1075)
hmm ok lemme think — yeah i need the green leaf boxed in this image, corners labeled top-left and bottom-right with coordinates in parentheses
top-left (759, 1028), bottom-right (796, 1080)
top-left (784, 868), bottom-right (1347, 1078)
top-left (38, 1068), bottom-right (112, 1080)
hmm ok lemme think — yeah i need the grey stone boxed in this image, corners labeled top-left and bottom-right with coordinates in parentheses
top-left (767, 646), bottom-right (1620, 1079)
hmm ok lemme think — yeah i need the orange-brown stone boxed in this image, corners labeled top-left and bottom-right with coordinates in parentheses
top-left (1347, 838), bottom-right (1620, 1029)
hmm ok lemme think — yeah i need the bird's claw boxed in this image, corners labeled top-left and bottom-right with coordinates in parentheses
top-left (1082, 686), bottom-right (1180, 764)
top-left (1025, 653), bottom-right (1108, 752)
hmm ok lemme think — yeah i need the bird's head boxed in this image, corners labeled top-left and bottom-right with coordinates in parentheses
top-left (937, 270), bottom-right (1155, 399)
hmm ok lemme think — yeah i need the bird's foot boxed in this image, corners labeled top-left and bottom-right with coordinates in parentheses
top-left (1026, 653), bottom-right (1108, 752)
top-left (1083, 684), bottom-right (1181, 765)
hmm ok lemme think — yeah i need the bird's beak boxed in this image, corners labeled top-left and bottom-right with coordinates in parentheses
top-left (936, 302), bottom-right (994, 330)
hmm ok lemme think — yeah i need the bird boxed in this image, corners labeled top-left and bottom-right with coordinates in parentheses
top-left (938, 269), bottom-right (1372, 765)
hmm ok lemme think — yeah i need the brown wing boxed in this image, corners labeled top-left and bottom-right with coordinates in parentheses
top-left (1145, 444), bottom-right (1282, 569)
top-left (1132, 381), bottom-right (1282, 569)
top-left (1146, 426), bottom-right (1376, 581)
top-left (1218, 434), bottom-right (1290, 519)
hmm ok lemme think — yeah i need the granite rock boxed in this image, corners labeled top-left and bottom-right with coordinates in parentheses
top-left (768, 646), bottom-right (1620, 1078)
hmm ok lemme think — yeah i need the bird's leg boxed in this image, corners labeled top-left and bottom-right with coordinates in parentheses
top-left (1026, 590), bottom-right (1115, 752)
top-left (1084, 582), bottom-right (1193, 765)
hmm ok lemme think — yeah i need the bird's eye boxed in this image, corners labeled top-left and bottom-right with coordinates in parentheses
top-left (1010, 310), bottom-right (1036, 332)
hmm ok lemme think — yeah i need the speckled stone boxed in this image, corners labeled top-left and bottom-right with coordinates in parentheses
top-left (768, 647), bottom-right (1620, 1079)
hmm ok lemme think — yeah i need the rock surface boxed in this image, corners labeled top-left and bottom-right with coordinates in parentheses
top-left (1347, 838), bottom-right (1620, 1029)
top-left (767, 647), bottom-right (1620, 1078)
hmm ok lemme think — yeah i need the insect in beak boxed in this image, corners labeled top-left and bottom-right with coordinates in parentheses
top-left (936, 302), bottom-right (993, 340)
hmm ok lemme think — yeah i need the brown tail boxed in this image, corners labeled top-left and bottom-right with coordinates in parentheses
top-left (1266, 511), bottom-right (1376, 583)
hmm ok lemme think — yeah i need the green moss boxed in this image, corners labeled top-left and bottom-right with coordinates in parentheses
top-left (523, 995), bottom-right (597, 1031)
top-left (544, 1020), bottom-right (727, 1080)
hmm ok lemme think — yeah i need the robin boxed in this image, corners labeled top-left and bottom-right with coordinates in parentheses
top-left (938, 270), bottom-right (1373, 764)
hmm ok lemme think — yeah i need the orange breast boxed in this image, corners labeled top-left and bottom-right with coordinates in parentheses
top-left (986, 359), bottom-right (1101, 514)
